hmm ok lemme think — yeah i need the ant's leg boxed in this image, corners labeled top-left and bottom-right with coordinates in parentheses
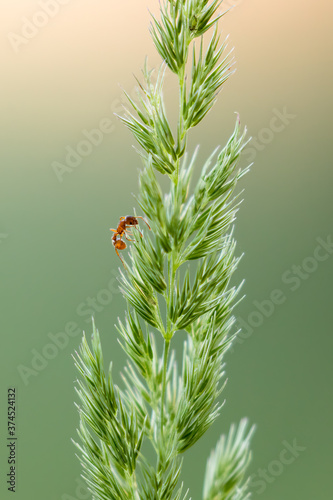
top-left (125, 232), bottom-right (135, 241)
top-left (125, 228), bottom-right (140, 240)
top-left (110, 228), bottom-right (117, 233)
top-left (136, 216), bottom-right (151, 229)
top-left (115, 248), bottom-right (126, 268)
top-left (131, 225), bottom-right (143, 238)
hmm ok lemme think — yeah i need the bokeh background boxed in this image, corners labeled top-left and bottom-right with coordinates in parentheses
top-left (1, 0), bottom-right (332, 499)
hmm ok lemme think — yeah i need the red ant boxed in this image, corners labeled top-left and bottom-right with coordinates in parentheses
top-left (110, 215), bottom-right (151, 266)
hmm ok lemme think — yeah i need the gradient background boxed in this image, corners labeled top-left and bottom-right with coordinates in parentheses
top-left (1, 1), bottom-right (332, 499)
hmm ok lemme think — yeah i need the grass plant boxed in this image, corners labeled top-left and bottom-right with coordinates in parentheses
top-left (73, 1), bottom-right (254, 498)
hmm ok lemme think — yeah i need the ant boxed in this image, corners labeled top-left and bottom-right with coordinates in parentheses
top-left (110, 215), bottom-right (151, 266)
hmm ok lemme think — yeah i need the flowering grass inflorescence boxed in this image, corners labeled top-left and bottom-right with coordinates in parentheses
top-left (73, 1), bottom-right (254, 498)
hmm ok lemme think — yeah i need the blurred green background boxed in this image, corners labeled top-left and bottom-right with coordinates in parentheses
top-left (1, 0), bottom-right (332, 499)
